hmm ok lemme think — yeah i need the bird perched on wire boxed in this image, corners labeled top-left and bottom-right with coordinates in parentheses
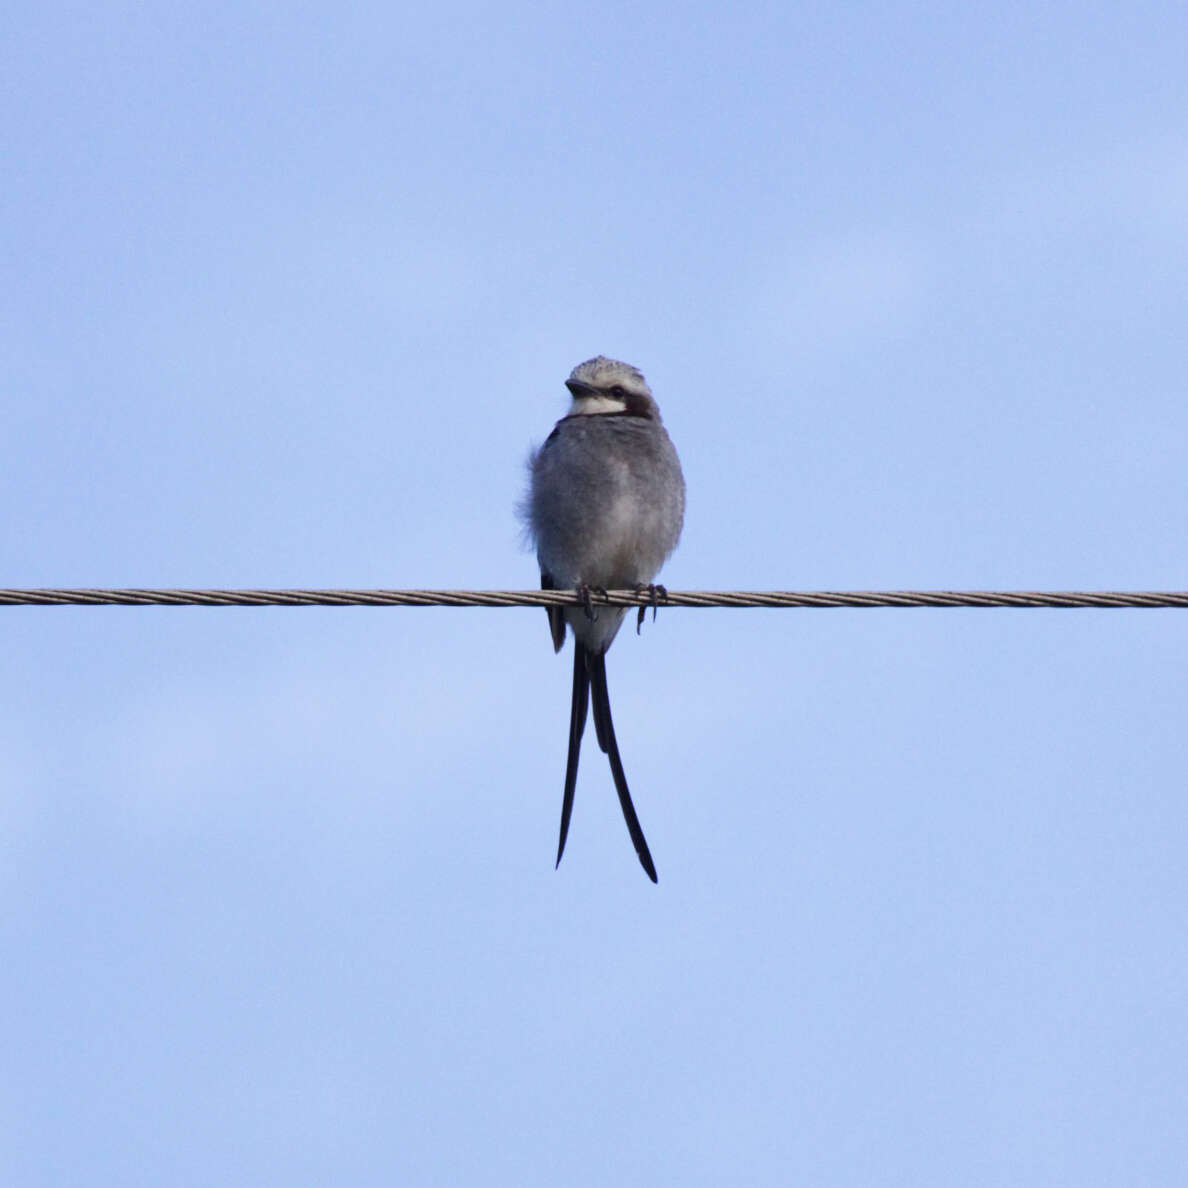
top-left (521, 356), bottom-right (686, 882)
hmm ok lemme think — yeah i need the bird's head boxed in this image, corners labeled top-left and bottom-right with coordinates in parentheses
top-left (565, 356), bottom-right (658, 419)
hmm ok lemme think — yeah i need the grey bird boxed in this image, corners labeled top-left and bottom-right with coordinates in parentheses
top-left (522, 356), bottom-right (686, 882)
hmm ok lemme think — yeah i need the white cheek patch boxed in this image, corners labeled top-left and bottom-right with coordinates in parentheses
top-left (569, 395), bottom-right (628, 416)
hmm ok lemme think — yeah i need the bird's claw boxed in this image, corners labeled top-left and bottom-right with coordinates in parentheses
top-left (577, 584), bottom-right (605, 622)
top-left (635, 583), bottom-right (668, 634)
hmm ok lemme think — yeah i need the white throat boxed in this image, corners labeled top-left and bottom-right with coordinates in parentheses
top-left (569, 394), bottom-right (627, 416)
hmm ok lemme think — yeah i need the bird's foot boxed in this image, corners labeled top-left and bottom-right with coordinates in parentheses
top-left (635, 583), bottom-right (668, 634)
top-left (576, 584), bottom-right (606, 622)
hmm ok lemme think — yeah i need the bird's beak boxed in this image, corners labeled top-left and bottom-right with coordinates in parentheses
top-left (565, 379), bottom-right (599, 399)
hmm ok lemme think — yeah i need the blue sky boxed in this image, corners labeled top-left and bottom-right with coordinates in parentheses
top-left (3, 2), bottom-right (1187, 1184)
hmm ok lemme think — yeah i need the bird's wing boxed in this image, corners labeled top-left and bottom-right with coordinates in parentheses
top-left (540, 571), bottom-right (567, 653)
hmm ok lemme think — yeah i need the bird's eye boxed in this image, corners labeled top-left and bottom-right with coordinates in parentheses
top-left (610, 385), bottom-right (628, 400)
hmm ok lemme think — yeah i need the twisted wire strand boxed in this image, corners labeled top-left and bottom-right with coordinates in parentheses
top-left (1, 588), bottom-right (1187, 608)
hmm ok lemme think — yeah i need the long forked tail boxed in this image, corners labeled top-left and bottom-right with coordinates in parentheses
top-left (555, 643), bottom-right (589, 868)
top-left (586, 648), bottom-right (659, 883)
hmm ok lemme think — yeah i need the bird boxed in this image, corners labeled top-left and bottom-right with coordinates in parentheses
top-left (521, 356), bottom-right (685, 882)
